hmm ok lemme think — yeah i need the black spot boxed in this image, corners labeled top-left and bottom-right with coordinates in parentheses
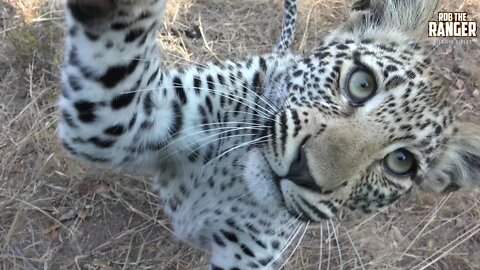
top-left (125, 28), bottom-right (145, 43)
top-left (213, 234), bottom-right (226, 247)
top-left (252, 72), bottom-right (262, 93)
top-left (111, 92), bottom-right (136, 109)
top-left (240, 244), bottom-right (255, 257)
top-left (140, 121), bottom-right (154, 129)
top-left (128, 114), bottom-right (137, 130)
top-left (104, 124), bottom-right (125, 136)
top-left (69, 26), bottom-right (78, 36)
top-left (88, 137), bottom-right (115, 148)
top-left (193, 76), bottom-right (201, 95)
top-left (205, 96), bottom-right (213, 114)
top-left (206, 75), bottom-right (215, 93)
top-left (169, 102), bottom-right (183, 137)
top-left (386, 65), bottom-right (398, 72)
top-left (105, 40), bottom-right (113, 49)
top-left (68, 2), bottom-right (112, 24)
top-left (217, 74), bottom-right (226, 86)
top-left (385, 76), bottom-right (406, 91)
top-left (68, 76), bottom-right (83, 91)
top-left (147, 68), bottom-right (159, 85)
top-left (99, 58), bottom-right (140, 88)
top-left (188, 149), bottom-right (199, 162)
top-left (442, 182), bottom-right (460, 193)
top-left (293, 70), bottom-right (303, 77)
top-left (221, 230), bottom-right (238, 243)
top-left (211, 265), bottom-right (224, 270)
top-left (84, 31), bottom-right (99, 41)
top-left (271, 240), bottom-right (280, 250)
top-left (143, 92), bottom-right (154, 115)
top-left (62, 110), bottom-right (78, 128)
top-left (173, 77), bottom-right (187, 104)
top-left (74, 100), bottom-right (96, 123)
top-left (62, 140), bottom-right (77, 155)
top-left (406, 70), bottom-right (416, 79)
top-left (111, 22), bottom-right (131, 30)
top-left (258, 257), bottom-right (273, 266)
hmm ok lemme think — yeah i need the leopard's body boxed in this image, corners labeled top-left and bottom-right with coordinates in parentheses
top-left (59, 0), bottom-right (480, 269)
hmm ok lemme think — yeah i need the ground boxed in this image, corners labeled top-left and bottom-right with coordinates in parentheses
top-left (0, 0), bottom-right (479, 269)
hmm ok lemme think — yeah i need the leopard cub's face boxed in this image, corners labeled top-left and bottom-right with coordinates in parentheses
top-left (247, 0), bottom-right (480, 223)
top-left (256, 36), bottom-right (454, 221)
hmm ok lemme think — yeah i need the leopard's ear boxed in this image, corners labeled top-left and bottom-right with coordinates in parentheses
top-left (341, 0), bottom-right (438, 39)
top-left (421, 122), bottom-right (480, 193)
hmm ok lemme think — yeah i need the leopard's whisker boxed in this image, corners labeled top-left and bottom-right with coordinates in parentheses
top-left (330, 220), bottom-right (343, 270)
top-left (194, 80), bottom-right (283, 117)
top-left (167, 121), bottom-right (270, 138)
top-left (135, 52), bottom-right (293, 115)
top-left (280, 221), bottom-right (310, 269)
top-left (319, 222), bottom-right (324, 270)
top-left (158, 131), bottom-right (264, 163)
top-left (266, 218), bottom-right (303, 268)
top-left (199, 88), bottom-right (279, 121)
top-left (344, 227), bottom-right (365, 270)
top-left (159, 125), bottom-right (266, 155)
top-left (117, 84), bottom-right (280, 120)
top-left (204, 134), bottom-right (273, 166)
top-left (326, 221), bottom-right (332, 270)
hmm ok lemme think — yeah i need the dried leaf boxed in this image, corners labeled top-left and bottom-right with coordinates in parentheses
top-left (473, 89), bottom-right (480, 98)
top-left (77, 183), bottom-right (90, 196)
top-left (58, 208), bottom-right (77, 222)
top-left (94, 184), bottom-right (111, 194)
top-left (77, 208), bottom-right (89, 220)
top-left (427, 239), bottom-right (435, 250)
top-left (78, 182), bottom-right (111, 195)
top-left (92, 258), bottom-right (110, 267)
top-left (43, 224), bottom-right (61, 241)
top-left (391, 226), bottom-right (404, 243)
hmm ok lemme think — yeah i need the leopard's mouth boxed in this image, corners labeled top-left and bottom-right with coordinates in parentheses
top-left (268, 147), bottom-right (348, 221)
top-left (274, 147), bottom-right (323, 193)
top-left (245, 148), bottom-right (341, 222)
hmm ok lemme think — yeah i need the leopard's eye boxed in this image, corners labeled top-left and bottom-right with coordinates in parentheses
top-left (346, 68), bottom-right (377, 104)
top-left (384, 149), bottom-right (417, 177)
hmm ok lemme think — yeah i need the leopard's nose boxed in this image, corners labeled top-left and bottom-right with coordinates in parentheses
top-left (285, 147), bottom-right (322, 193)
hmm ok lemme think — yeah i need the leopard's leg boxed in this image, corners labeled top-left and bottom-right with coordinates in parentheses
top-left (274, 0), bottom-right (298, 53)
top-left (59, 0), bottom-right (297, 173)
top-left (59, 0), bottom-right (172, 171)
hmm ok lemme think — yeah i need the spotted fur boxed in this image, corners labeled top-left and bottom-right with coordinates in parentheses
top-left (59, 0), bottom-right (480, 269)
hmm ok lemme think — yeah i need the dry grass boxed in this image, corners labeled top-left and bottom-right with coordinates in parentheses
top-left (0, 0), bottom-right (479, 269)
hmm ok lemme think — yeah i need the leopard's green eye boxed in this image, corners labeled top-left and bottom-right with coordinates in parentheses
top-left (384, 149), bottom-right (417, 177)
top-left (346, 69), bottom-right (376, 104)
